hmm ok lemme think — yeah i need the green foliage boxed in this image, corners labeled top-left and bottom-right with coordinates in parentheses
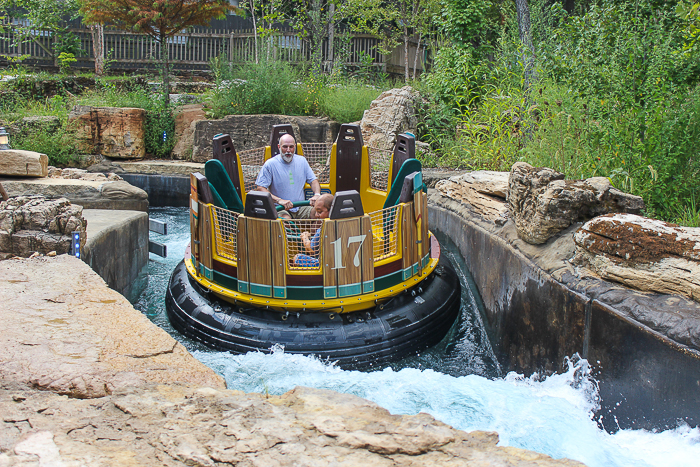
top-left (76, 85), bottom-right (178, 158)
top-left (419, 0), bottom-right (700, 224)
top-left (208, 58), bottom-right (305, 117)
top-left (208, 56), bottom-right (388, 122)
top-left (144, 101), bottom-right (177, 158)
top-left (12, 121), bottom-right (80, 167)
top-left (319, 82), bottom-right (383, 123)
top-left (438, 0), bottom-right (500, 54)
top-left (58, 52), bottom-right (77, 75)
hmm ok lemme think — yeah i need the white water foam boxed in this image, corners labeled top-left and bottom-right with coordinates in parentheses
top-left (195, 348), bottom-right (700, 467)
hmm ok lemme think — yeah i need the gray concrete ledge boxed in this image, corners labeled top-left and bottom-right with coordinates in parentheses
top-left (83, 209), bottom-right (148, 302)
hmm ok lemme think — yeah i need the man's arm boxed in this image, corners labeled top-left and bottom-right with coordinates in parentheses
top-left (256, 185), bottom-right (293, 210)
top-left (309, 179), bottom-right (321, 206)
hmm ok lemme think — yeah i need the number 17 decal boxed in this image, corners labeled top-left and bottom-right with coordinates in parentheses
top-left (330, 235), bottom-right (366, 270)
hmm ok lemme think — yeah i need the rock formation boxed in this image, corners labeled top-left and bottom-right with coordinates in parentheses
top-left (48, 166), bottom-right (122, 181)
top-left (0, 255), bottom-right (225, 396)
top-left (172, 103), bottom-right (206, 160)
top-left (573, 213), bottom-right (700, 303)
top-left (361, 86), bottom-right (420, 150)
top-left (0, 382), bottom-right (583, 467)
top-left (69, 105), bottom-right (146, 159)
top-left (435, 171), bottom-right (509, 225)
top-left (0, 196), bottom-right (86, 260)
top-left (2, 178), bottom-right (148, 212)
top-left (508, 162), bottom-right (644, 244)
top-left (0, 149), bottom-right (48, 177)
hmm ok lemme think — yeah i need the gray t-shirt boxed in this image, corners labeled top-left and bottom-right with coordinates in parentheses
top-left (255, 154), bottom-right (317, 211)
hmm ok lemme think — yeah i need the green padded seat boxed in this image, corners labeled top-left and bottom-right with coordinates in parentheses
top-left (205, 159), bottom-right (244, 213)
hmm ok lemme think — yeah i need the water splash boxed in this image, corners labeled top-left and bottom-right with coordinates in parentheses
top-left (195, 347), bottom-right (699, 467)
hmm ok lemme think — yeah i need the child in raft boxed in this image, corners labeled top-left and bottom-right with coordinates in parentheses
top-left (293, 193), bottom-right (333, 267)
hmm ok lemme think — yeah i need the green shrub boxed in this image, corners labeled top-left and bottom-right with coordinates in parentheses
top-left (12, 122), bottom-right (80, 167)
top-left (208, 58), bottom-right (304, 117)
top-left (319, 82), bottom-right (384, 123)
top-left (144, 101), bottom-right (177, 158)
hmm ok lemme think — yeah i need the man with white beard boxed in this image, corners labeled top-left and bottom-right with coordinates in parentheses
top-left (255, 133), bottom-right (322, 219)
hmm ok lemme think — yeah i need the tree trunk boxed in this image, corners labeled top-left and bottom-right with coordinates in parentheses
top-left (515, 0), bottom-right (536, 89)
top-left (412, 31), bottom-right (422, 80)
top-left (90, 24), bottom-right (105, 76)
top-left (403, 25), bottom-right (409, 83)
top-left (327, 3), bottom-right (335, 73)
top-left (160, 34), bottom-right (170, 105)
top-left (250, 0), bottom-right (259, 63)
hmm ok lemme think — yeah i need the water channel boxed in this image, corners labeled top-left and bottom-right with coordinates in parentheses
top-left (135, 207), bottom-right (700, 467)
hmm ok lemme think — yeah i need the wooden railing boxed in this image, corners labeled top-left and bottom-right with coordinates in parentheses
top-left (0, 17), bottom-right (426, 74)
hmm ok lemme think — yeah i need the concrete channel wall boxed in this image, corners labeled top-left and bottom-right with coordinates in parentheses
top-left (430, 205), bottom-right (700, 432)
top-left (83, 209), bottom-right (149, 303)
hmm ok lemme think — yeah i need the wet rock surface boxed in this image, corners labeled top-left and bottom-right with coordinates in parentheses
top-left (0, 196), bottom-right (86, 260)
top-left (361, 86), bottom-right (420, 151)
top-left (430, 177), bottom-right (700, 353)
top-left (508, 162), bottom-right (644, 244)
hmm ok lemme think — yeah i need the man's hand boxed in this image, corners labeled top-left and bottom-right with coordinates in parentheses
top-left (309, 193), bottom-right (321, 206)
top-left (278, 198), bottom-right (293, 210)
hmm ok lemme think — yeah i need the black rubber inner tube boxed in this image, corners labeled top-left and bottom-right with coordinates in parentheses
top-left (165, 255), bottom-right (461, 370)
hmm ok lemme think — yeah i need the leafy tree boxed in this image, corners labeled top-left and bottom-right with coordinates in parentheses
top-left (0, 0), bottom-right (81, 66)
top-left (240, 0), bottom-right (286, 63)
top-left (81, 0), bottom-right (231, 102)
top-left (287, 0), bottom-right (347, 76)
top-left (677, 0), bottom-right (700, 52)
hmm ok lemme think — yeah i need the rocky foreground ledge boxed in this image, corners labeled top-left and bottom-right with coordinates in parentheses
top-left (0, 256), bottom-right (582, 466)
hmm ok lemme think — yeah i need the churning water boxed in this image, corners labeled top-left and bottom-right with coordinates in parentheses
top-left (136, 207), bottom-right (700, 467)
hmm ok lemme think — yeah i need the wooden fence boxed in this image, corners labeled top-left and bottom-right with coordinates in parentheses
top-left (0, 16), bottom-right (427, 75)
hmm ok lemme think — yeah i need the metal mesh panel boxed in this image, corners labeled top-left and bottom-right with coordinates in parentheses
top-left (211, 206), bottom-right (239, 262)
top-left (369, 205), bottom-right (401, 261)
top-left (368, 147), bottom-right (392, 192)
top-left (300, 142), bottom-right (333, 184)
top-left (238, 147), bottom-right (267, 193)
top-left (283, 219), bottom-right (324, 270)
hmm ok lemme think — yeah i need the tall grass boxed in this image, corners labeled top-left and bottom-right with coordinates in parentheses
top-left (207, 57), bottom-right (389, 122)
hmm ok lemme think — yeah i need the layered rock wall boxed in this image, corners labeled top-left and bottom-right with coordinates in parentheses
top-left (69, 105), bottom-right (146, 159)
top-left (0, 196), bottom-right (86, 260)
top-left (192, 115), bottom-right (339, 162)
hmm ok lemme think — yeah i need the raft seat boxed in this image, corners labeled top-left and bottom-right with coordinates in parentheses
top-left (205, 159), bottom-right (244, 213)
top-left (244, 191), bottom-right (277, 220)
top-left (329, 190), bottom-right (364, 219)
top-left (382, 158), bottom-right (424, 210)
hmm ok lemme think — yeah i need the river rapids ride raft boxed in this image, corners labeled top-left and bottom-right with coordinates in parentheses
top-left (165, 123), bottom-right (461, 369)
